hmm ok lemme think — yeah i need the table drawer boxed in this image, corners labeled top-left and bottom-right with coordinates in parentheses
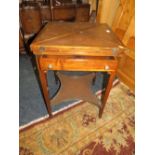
top-left (38, 56), bottom-right (118, 72)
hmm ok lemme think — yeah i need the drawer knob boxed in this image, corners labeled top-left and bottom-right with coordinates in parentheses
top-left (39, 46), bottom-right (45, 52)
top-left (48, 64), bottom-right (53, 69)
top-left (105, 65), bottom-right (110, 70)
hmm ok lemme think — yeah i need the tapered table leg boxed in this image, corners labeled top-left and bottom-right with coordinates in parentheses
top-left (99, 71), bottom-right (116, 118)
top-left (36, 57), bottom-right (52, 117)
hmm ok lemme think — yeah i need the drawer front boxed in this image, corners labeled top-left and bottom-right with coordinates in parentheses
top-left (38, 56), bottom-right (118, 72)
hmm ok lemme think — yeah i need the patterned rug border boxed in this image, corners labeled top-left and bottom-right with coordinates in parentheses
top-left (19, 79), bottom-right (134, 132)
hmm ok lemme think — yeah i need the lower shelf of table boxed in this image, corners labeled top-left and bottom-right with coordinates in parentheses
top-left (49, 71), bottom-right (103, 108)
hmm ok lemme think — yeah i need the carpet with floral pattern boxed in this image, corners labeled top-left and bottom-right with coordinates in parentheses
top-left (19, 82), bottom-right (135, 155)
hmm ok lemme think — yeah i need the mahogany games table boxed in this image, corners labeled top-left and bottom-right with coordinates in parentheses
top-left (30, 22), bottom-right (124, 118)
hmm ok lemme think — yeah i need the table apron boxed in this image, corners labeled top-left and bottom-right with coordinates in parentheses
top-left (38, 56), bottom-right (118, 72)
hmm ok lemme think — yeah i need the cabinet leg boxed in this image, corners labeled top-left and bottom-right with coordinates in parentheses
top-left (99, 71), bottom-right (116, 118)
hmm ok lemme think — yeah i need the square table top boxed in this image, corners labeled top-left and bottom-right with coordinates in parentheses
top-left (30, 22), bottom-right (124, 56)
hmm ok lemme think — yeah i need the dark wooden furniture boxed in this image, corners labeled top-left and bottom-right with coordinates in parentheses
top-left (30, 22), bottom-right (124, 118)
top-left (19, 3), bottom-right (42, 35)
top-left (75, 3), bottom-right (90, 22)
top-left (51, 4), bottom-right (76, 21)
top-left (20, 0), bottom-right (90, 25)
top-left (52, 0), bottom-right (72, 5)
top-left (51, 0), bottom-right (90, 21)
top-left (19, 29), bottom-right (26, 54)
top-left (19, 0), bottom-right (91, 53)
top-left (39, 3), bottom-right (52, 23)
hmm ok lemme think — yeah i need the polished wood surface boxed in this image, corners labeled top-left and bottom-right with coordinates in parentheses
top-left (31, 22), bottom-right (124, 56)
top-left (31, 22), bottom-right (124, 117)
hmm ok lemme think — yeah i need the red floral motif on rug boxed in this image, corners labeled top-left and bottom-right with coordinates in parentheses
top-left (20, 147), bottom-right (34, 155)
top-left (79, 116), bottom-right (135, 155)
top-left (82, 113), bottom-right (96, 127)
